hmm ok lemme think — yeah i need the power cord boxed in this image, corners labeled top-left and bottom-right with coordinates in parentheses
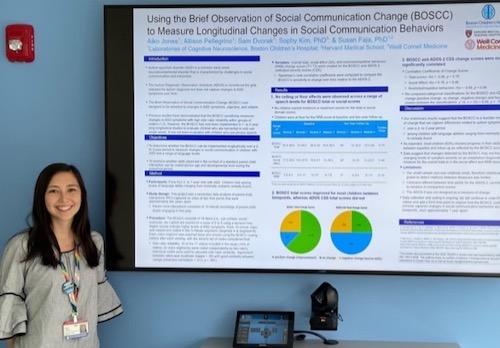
top-left (293, 330), bottom-right (338, 345)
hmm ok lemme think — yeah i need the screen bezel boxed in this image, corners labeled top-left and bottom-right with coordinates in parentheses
top-left (104, 1), bottom-right (500, 277)
top-left (232, 310), bottom-right (295, 348)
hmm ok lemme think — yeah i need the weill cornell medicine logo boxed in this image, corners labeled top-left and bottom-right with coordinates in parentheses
top-left (465, 39), bottom-right (475, 50)
top-left (482, 4), bottom-right (496, 20)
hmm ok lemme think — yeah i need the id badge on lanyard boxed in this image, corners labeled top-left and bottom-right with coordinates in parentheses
top-left (63, 317), bottom-right (89, 340)
top-left (60, 249), bottom-right (89, 340)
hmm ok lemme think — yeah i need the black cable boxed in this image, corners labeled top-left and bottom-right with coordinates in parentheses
top-left (293, 330), bottom-right (339, 345)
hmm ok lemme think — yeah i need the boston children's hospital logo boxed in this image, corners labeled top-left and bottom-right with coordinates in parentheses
top-left (482, 4), bottom-right (496, 20)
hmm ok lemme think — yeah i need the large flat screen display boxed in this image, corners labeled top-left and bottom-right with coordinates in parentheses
top-left (105, 2), bottom-right (500, 275)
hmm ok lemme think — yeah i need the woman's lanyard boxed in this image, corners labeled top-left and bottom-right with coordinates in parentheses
top-left (59, 248), bottom-right (81, 322)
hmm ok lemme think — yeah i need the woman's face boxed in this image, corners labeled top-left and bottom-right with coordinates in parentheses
top-left (44, 171), bottom-right (82, 225)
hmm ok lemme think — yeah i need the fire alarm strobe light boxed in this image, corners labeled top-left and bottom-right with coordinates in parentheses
top-left (6, 24), bottom-right (35, 62)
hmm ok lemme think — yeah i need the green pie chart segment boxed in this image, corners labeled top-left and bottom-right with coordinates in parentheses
top-left (280, 210), bottom-right (321, 254)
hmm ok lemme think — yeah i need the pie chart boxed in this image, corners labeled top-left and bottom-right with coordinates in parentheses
top-left (280, 210), bottom-right (321, 254)
top-left (330, 210), bottom-right (372, 254)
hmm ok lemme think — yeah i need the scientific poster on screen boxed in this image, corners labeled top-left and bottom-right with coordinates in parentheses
top-left (132, 3), bottom-right (500, 273)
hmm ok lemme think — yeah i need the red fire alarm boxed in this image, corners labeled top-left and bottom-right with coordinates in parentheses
top-left (5, 24), bottom-right (35, 62)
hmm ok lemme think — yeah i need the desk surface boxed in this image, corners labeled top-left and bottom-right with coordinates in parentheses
top-left (202, 337), bottom-right (460, 348)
